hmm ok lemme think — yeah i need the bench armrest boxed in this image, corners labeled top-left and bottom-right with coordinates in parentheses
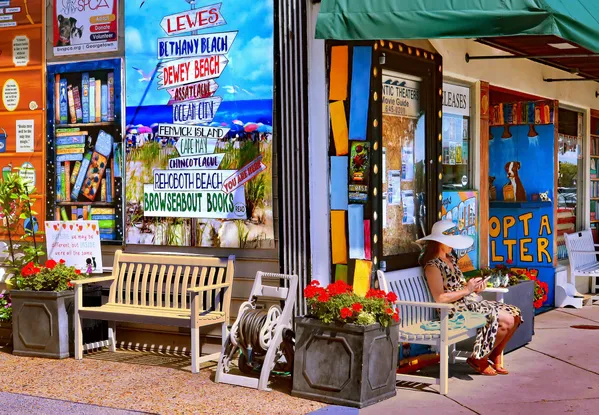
top-left (71, 276), bottom-right (116, 286)
top-left (394, 300), bottom-right (453, 309)
top-left (187, 283), bottom-right (230, 293)
top-left (485, 287), bottom-right (509, 293)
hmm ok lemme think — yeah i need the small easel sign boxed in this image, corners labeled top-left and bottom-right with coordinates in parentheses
top-left (45, 221), bottom-right (103, 274)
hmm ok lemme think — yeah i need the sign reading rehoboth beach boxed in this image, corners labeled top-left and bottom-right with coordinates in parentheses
top-left (125, 1), bottom-right (274, 249)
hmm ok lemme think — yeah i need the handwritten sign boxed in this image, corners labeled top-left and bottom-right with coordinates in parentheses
top-left (167, 80), bottom-right (219, 105)
top-left (173, 96), bottom-right (222, 124)
top-left (160, 3), bottom-right (226, 36)
top-left (158, 31), bottom-right (237, 60)
top-left (2, 78), bottom-right (19, 111)
top-left (158, 55), bottom-right (228, 89)
top-left (174, 137), bottom-right (217, 156)
top-left (168, 154), bottom-right (225, 170)
top-left (143, 184), bottom-right (246, 219)
top-left (223, 157), bottom-right (267, 194)
top-left (12, 35), bottom-right (29, 66)
top-left (45, 221), bottom-right (104, 274)
top-left (158, 123), bottom-right (229, 139)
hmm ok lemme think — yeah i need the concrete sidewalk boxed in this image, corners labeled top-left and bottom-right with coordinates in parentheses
top-left (357, 305), bottom-right (599, 415)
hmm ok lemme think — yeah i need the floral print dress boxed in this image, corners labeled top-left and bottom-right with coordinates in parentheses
top-left (425, 256), bottom-right (522, 359)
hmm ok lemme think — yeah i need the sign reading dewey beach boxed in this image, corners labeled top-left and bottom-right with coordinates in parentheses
top-left (125, 1), bottom-right (275, 248)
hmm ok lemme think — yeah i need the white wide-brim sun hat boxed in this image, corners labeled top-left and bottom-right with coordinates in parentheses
top-left (416, 220), bottom-right (474, 250)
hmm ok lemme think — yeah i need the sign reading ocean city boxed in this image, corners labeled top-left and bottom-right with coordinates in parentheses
top-left (142, 2), bottom-right (265, 221)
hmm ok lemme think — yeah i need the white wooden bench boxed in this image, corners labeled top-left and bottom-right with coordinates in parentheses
top-left (564, 230), bottom-right (599, 307)
top-left (72, 250), bottom-right (235, 373)
top-left (377, 267), bottom-right (506, 395)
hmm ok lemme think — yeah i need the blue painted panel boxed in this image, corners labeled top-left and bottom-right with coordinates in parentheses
top-left (348, 46), bottom-right (372, 141)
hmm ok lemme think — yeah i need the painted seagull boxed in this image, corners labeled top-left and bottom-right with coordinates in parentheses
top-left (222, 85), bottom-right (254, 96)
top-left (132, 67), bottom-right (156, 82)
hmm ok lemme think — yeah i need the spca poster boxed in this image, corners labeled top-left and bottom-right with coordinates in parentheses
top-left (53, 0), bottom-right (119, 56)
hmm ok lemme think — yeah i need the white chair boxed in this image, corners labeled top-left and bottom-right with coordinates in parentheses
top-left (563, 230), bottom-right (599, 307)
top-left (377, 267), bottom-right (487, 395)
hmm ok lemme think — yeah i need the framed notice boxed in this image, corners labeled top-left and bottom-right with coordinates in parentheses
top-left (53, 0), bottom-right (118, 56)
top-left (124, 1), bottom-right (274, 249)
top-left (45, 221), bottom-right (104, 274)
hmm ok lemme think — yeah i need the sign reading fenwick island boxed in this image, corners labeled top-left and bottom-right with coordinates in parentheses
top-left (125, 1), bottom-right (274, 248)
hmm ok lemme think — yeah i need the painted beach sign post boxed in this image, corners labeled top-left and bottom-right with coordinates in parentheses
top-left (125, 1), bottom-right (274, 248)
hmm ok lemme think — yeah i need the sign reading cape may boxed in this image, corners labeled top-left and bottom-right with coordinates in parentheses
top-left (140, 1), bottom-right (259, 220)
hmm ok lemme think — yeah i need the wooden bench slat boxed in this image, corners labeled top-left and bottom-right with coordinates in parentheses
top-left (132, 263), bottom-right (143, 306)
top-left (140, 263), bottom-right (151, 307)
top-left (180, 266), bottom-right (192, 309)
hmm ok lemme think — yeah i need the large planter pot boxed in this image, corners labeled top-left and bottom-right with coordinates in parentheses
top-left (11, 290), bottom-right (74, 359)
top-left (0, 320), bottom-right (11, 348)
top-left (502, 280), bottom-right (535, 353)
top-left (291, 317), bottom-right (399, 408)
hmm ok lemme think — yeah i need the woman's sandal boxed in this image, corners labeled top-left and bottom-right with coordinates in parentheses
top-left (493, 365), bottom-right (509, 375)
top-left (466, 357), bottom-right (497, 376)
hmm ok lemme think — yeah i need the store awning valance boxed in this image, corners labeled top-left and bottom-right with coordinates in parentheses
top-left (315, 0), bottom-right (599, 53)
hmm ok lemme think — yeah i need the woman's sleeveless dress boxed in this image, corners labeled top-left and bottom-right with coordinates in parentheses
top-left (425, 256), bottom-right (522, 359)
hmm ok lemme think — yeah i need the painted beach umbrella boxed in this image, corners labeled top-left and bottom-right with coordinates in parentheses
top-left (232, 119), bottom-right (244, 126)
top-left (209, 122), bottom-right (221, 127)
top-left (244, 122), bottom-right (259, 132)
top-left (221, 122), bottom-right (229, 127)
top-left (137, 126), bottom-right (152, 134)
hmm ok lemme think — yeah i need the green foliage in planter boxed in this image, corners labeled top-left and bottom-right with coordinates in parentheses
top-left (304, 280), bottom-right (400, 327)
top-left (17, 260), bottom-right (85, 292)
top-left (0, 292), bottom-right (11, 322)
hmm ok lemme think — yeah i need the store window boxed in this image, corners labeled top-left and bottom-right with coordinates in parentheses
top-left (442, 83), bottom-right (472, 190)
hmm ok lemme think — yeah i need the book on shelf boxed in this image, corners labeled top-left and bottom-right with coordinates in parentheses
top-left (82, 152), bottom-right (108, 201)
top-left (106, 167), bottom-right (112, 202)
top-left (56, 163), bottom-right (62, 202)
top-left (90, 207), bottom-right (115, 215)
top-left (67, 85), bottom-right (77, 124)
top-left (100, 178), bottom-right (107, 201)
top-left (54, 75), bottom-right (60, 123)
top-left (82, 72), bottom-right (89, 123)
top-left (71, 161), bottom-right (81, 184)
top-left (89, 77), bottom-right (96, 123)
top-left (91, 214), bottom-right (115, 220)
top-left (61, 164), bottom-right (67, 201)
top-left (107, 72), bottom-right (114, 122)
top-left (73, 86), bottom-right (83, 123)
top-left (95, 79), bottom-right (101, 122)
top-left (57, 145), bottom-right (85, 155)
top-left (71, 206), bottom-right (77, 221)
top-left (71, 152), bottom-right (92, 200)
top-left (101, 84), bottom-right (108, 122)
top-left (59, 79), bottom-right (68, 124)
top-left (60, 207), bottom-right (69, 222)
top-left (57, 154), bottom-right (84, 162)
top-left (64, 162), bottom-right (71, 202)
top-left (83, 205), bottom-right (89, 220)
top-left (56, 135), bottom-right (86, 145)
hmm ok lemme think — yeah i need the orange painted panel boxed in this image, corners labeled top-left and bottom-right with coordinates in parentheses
top-left (0, 0), bottom-right (44, 26)
top-left (0, 70), bottom-right (43, 112)
top-left (0, 110), bottom-right (44, 152)
top-left (0, 26), bottom-right (43, 68)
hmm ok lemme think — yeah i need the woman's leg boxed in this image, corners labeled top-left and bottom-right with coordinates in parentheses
top-left (488, 311), bottom-right (518, 373)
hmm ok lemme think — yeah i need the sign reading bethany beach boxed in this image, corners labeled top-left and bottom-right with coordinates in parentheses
top-left (125, 1), bottom-right (274, 248)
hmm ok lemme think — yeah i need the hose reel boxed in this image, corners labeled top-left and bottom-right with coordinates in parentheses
top-left (216, 272), bottom-right (298, 391)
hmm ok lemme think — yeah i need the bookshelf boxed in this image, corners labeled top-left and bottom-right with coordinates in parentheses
top-left (46, 59), bottom-right (124, 243)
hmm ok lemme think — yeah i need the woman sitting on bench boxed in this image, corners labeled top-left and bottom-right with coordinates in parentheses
top-left (418, 220), bottom-right (522, 376)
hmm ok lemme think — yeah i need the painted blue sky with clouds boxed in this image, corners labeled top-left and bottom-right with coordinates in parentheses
top-left (125, 0), bottom-right (274, 107)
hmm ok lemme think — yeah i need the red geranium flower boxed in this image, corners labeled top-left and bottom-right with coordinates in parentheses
top-left (45, 259), bottom-right (57, 269)
top-left (317, 292), bottom-right (330, 303)
top-left (386, 307), bottom-right (394, 315)
top-left (75, 269), bottom-right (81, 275)
top-left (351, 303), bottom-right (363, 313)
top-left (59, 259), bottom-right (66, 264)
top-left (310, 280), bottom-right (320, 286)
top-left (392, 313), bottom-right (400, 323)
top-left (386, 292), bottom-right (398, 303)
top-left (340, 307), bottom-right (353, 319)
top-left (67, 281), bottom-right (73, 288)
top-left (366, 289), bottom-right (386, 299)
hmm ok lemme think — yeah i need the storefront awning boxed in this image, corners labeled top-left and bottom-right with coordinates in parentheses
top-left (315, 0), bottom-right (599, 50)
top-left (316, 0), bottom-right (599, 81)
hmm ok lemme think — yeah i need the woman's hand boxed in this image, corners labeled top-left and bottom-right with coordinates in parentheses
top-left (466, 277), bottom-right (483, 294)
top-left (473, 282), bottom-right (486, 293)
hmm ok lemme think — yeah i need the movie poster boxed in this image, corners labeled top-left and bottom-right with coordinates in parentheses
top-left (53, 0), bottom-right (119, 56)
top-left (125, 1), bottom-right (274, 248)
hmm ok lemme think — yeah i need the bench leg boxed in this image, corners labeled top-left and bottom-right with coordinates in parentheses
top-left (108, 321), bottom-right (117, 352)
top-left (74, 287), bottom-right (83, 360)
top-left (191, 327), bottom-right (200, 374)
top-left (440, 342), bottom-right (448, 395)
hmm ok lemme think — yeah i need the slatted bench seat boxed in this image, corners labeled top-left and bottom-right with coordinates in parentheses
top-left (377, 267), bottom-right (505, 395)
top-left (72, 250), bottom-right (235, 373)
top-left (564, 230), bottom-right (599, 307)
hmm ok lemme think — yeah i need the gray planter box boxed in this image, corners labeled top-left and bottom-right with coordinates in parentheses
top-left (292, 317), bottom-right (399, 408)
top-left (0, 321), bottom-right (11, 348)
top-left (11, 290), bottom-right (74, 359)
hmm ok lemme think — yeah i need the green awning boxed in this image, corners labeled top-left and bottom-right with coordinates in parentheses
top-left (316, 0), bottom-right (599, 53)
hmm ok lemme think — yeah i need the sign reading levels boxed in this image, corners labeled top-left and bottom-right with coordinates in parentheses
top-left (45, 221), bottom-right (104, 274)
top-left (382, 71), bottom-right (421, 118)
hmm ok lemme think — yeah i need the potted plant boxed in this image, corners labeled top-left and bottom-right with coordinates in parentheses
top-left (292, 280), bottom-right (400, 408)
top-left (11, 259), bottom-right (85, 358)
